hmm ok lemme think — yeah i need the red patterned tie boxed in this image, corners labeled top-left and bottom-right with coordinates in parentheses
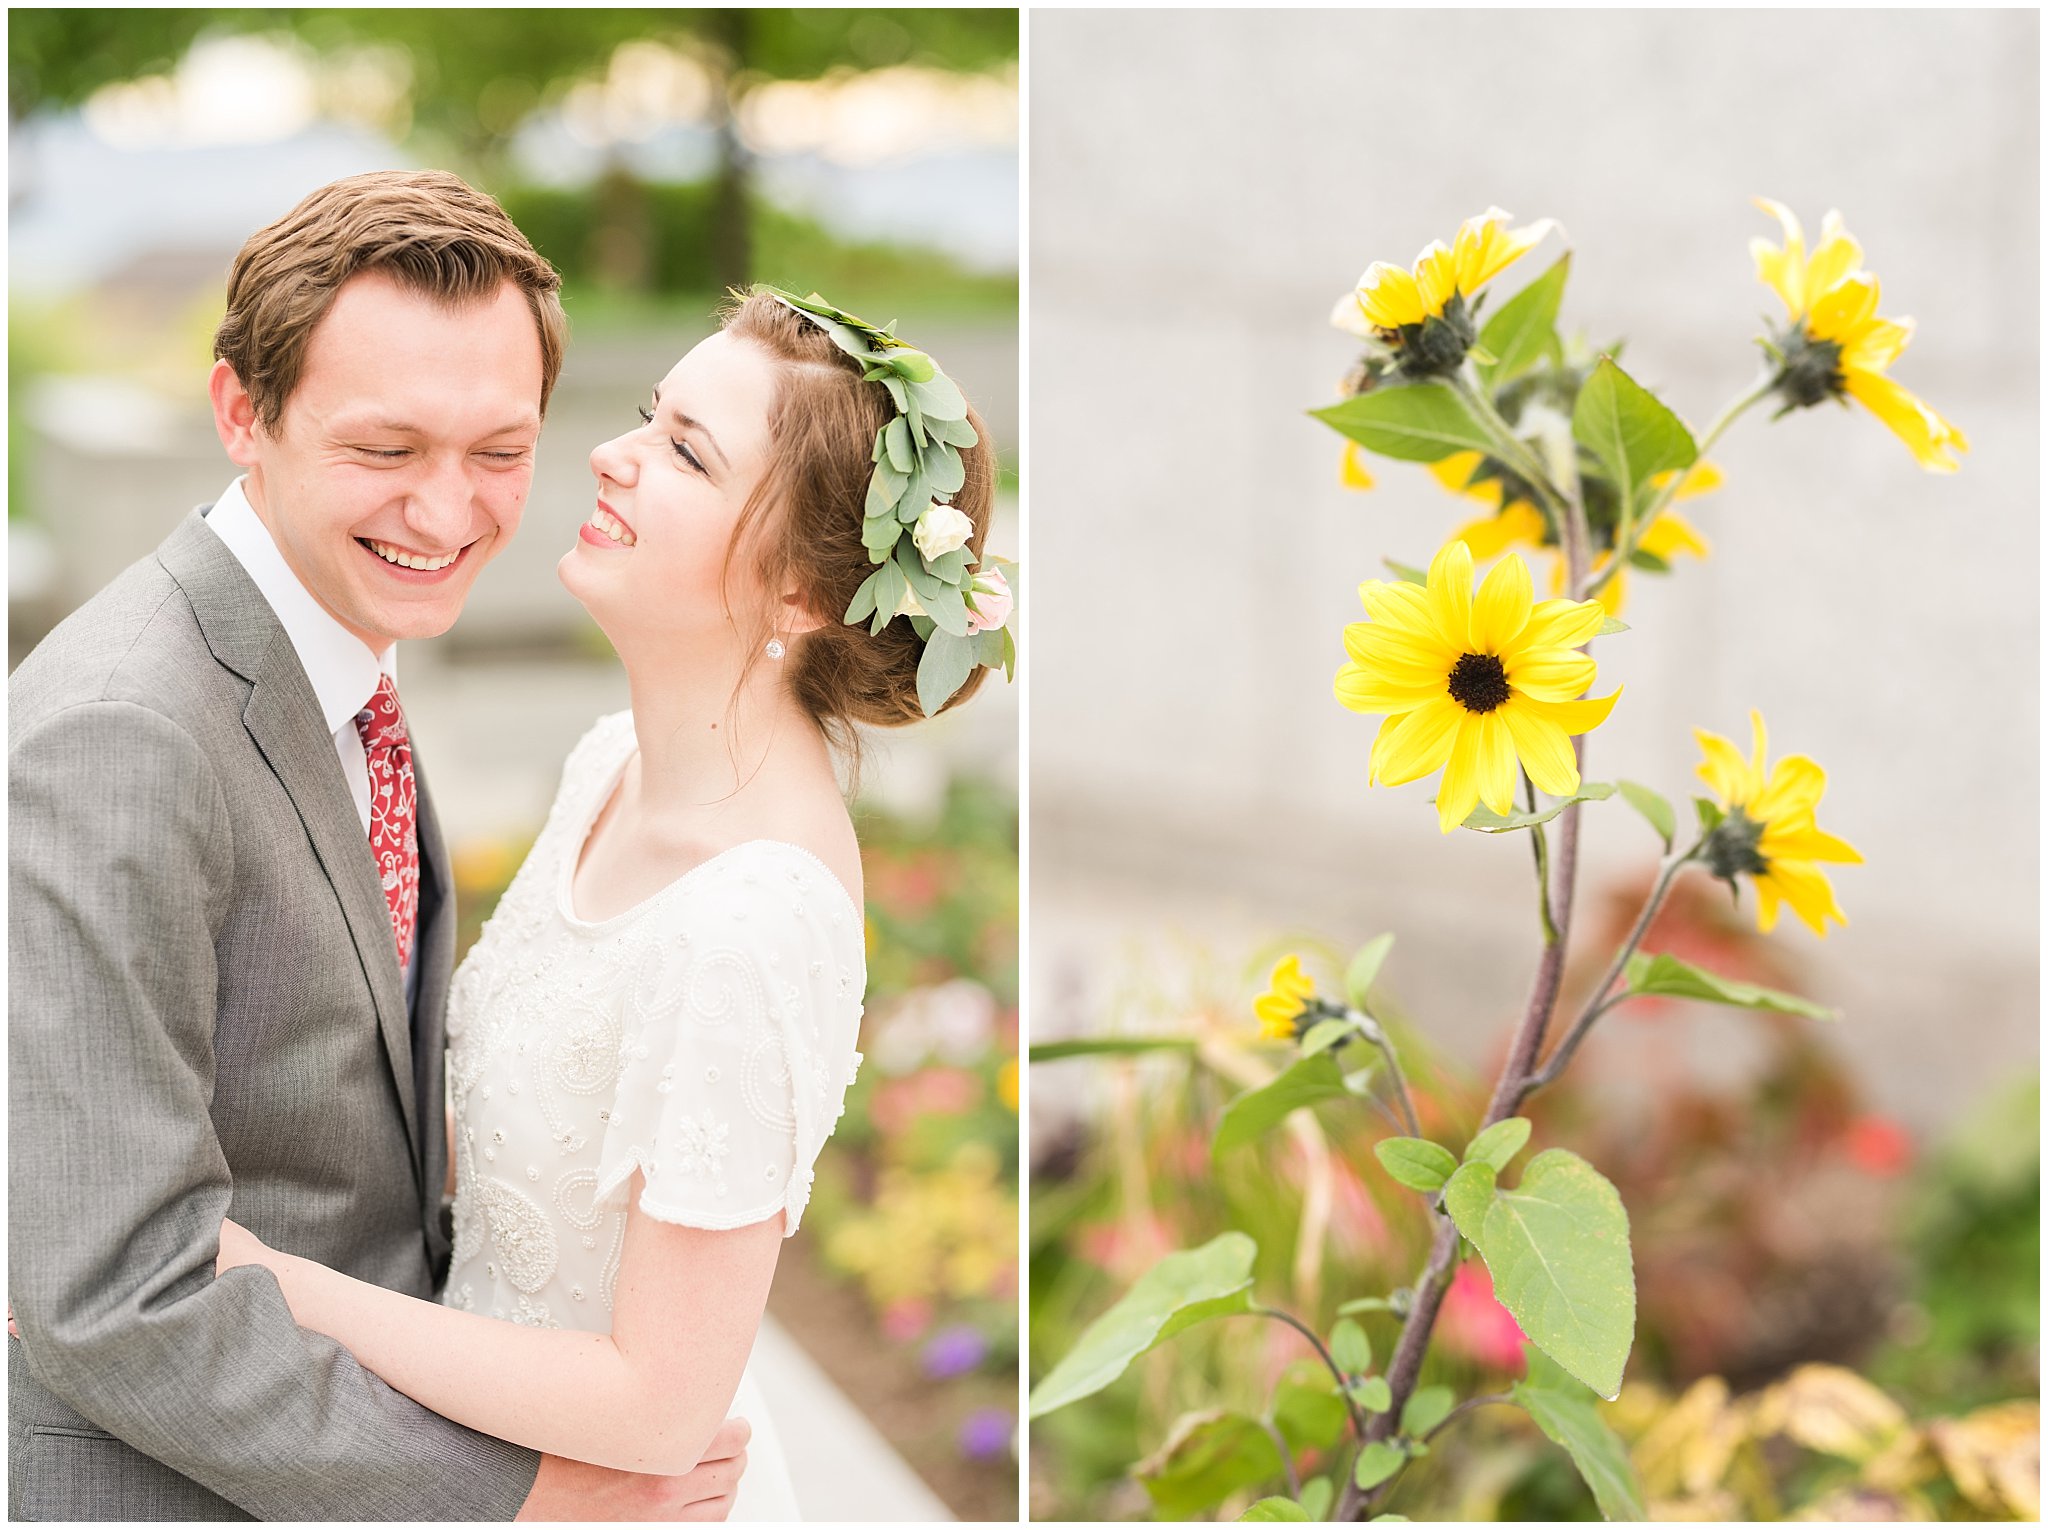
top-left (354, 675), bottom-right (419, 969)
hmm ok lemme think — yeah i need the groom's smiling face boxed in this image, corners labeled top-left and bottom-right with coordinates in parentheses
top-left (212, 270), bottom-right (546, 652)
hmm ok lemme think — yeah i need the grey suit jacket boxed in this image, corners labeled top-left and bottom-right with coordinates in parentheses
top-left (8, 511), bottom-right (541, 1520)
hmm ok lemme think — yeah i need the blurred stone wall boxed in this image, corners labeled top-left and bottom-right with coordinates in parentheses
top-left (1028, 9), bottom-right (2038, 1132)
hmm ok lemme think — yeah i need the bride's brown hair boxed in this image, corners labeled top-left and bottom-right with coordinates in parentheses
top-left (717, 291), bottom-right (997, 753)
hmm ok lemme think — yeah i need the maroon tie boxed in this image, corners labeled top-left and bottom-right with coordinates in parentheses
top-left (354, 675), bottom-right (419, 969)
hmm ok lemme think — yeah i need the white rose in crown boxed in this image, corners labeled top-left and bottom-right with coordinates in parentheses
top-left (895, 587), bottom-right (926, 619)
top-left (911, 501), bottom-right (974, 561)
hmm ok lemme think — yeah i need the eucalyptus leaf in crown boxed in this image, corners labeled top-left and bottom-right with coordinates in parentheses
top-left (758, 285), bottom-right (1016, 718)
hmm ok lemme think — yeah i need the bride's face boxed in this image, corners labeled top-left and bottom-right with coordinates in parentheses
top-left (561, 331), bottom-right (781, 651)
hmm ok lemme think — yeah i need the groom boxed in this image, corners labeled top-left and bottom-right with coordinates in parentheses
top-left (9, 171), bottom-right (748, 1520)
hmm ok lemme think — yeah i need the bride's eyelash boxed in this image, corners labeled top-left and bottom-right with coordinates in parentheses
top-left (638, 404), bottom-right (704, 474)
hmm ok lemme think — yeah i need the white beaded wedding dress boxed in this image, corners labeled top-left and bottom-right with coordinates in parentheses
top-left (439, 712), bottom-right (867, 1520)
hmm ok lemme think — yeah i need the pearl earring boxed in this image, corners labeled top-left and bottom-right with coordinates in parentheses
top-left (765, 637), bottom-right (786, 660)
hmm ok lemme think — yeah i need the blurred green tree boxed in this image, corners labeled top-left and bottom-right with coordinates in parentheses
top-left (8, 8), bottom-right (1016, 292)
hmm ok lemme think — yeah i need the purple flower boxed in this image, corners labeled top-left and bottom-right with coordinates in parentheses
top-left (920, 1323), bottom-right (987, 1380)
top-left (958, 1407), bottom-right (1013, 1460)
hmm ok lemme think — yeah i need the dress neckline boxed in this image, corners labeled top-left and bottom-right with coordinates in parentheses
top-left (555, 733), bottom-right (863, 933)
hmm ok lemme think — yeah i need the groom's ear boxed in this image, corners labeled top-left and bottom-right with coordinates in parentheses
top-left (209, 360), bottom-right (266, 466)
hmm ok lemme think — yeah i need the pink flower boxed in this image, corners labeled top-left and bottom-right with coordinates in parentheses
top-left (881, 1298), bottom-right (933, 1342)
top-left (1841, 1115), bottom-right (1913, 1177)
top-left (965, 567), bottom-right (1013, 634)
top-left (1437, 1263), bottom-right (1528, 1372)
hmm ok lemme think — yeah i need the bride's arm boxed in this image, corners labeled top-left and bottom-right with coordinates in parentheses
top-left (218, 1179), bottom-right (779, 1476)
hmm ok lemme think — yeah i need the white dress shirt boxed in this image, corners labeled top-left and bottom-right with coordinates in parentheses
top-left (204, 477), bottom-right (417, 997)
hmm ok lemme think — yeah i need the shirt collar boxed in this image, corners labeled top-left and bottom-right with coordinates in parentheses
top-left (203, 476), bottom-right (398, 736)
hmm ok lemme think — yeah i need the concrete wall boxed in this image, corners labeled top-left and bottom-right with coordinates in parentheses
top-left (1027, 8), bottom-right (2039, 1132)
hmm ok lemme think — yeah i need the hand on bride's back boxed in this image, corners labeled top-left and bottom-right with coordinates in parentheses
top-left (517, 1417), bottom-right (752, 1521)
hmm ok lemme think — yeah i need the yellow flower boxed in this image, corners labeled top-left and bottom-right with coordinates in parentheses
top-left (1336, 541), bottom-right (1620, 833)
top-left (1339, 441), bottom-right (1377, 491)
top-left (1442, 457), bottom-right (1721, 616)
top-left (1255, 955), bottom-right (1317, 1040)
top-left (997, 1057), bottom-right (1019, 1112)
top-left (1752, 198), bottom-right (1968, 472)
top-left (1694, 711), bottom-right (1863, 937)
top-left (1333, 207), bottom-right (1556, 334)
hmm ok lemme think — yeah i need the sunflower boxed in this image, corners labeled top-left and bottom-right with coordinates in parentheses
top-left (1752, 198), bottom-right (1968, 472)
top-left (1336, 541), bottom-right (1620, 834)
top-left (1694, 711), bottom-right (1862, 937)
top-left (1331, 208), bottom-right (1555, 379)
top-left (1255, 955), bottom-right (1318, 1041)
top-left (1439, 454), bottom-right (1723, 615)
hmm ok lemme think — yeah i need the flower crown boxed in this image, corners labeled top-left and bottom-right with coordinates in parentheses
top-left (758, 284), bottom-right (1017, 718)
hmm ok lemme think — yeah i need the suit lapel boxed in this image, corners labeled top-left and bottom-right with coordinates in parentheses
top-left (159, 513), bottom-right (424, 1192)
top-left (411, 746), bottom-right (457, 1253)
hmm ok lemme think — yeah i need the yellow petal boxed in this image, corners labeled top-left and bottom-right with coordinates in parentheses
top-left (1751, 196), bottom-right (1808, 316)
top-left (1357, 261), bottom-right (1428, 329)
top-left (1747, 710), bottom-right (1770, 781)
top-left (1471, 554), bottom-right (1533, 654)
top-left (1838, 315), bottom-right (1914, 373)
top-left (1453, 207), bottom-right (1555, 296)
top-left (1340, 441), bottom-right (1378, 491)
top-left (1368, 708), bottom-right (1408, 787)
top-left (1412, 239), bottom-right (1460, 317)
top-left (1436, 714), bottom-right (1487, 833)
top-left (1754, 752), bottom-right (1828, 823)
top-left (1335, 663), bottom-right (1449, 713)
top-left (1649, 459), bottom-right (1725, 502)
top-left (1693, 727), bottom-right (1756, 807)
top-left (1330, 289), bottom-right (1378, 340)
top-left (1516, 688), bottom-right (1620, 737)
top-left (1752, 871), bottom-right (1784, 933)
top-left (1842, 368), bottom-right (1968, 472)
top-left (1426, 539), bottom-right (1475, 651)
top-left (1504, 647), bottom-right (1597, 702)
top-left (1518, 596), bottom-right (1604, 653)
top-left (1358, 578), bottom-right (1450, 649)
top-left (1808, 271), bottom-right (1880, 341)
top-left (1761, 859), bottom-right (1848, 937)
top-left (1374, 696), bottom-right (1463, 787)
top-left (1764, 825), bottom-right (1864, 865)
top-left (1640, 509), bottom-right (1710, 561)
top-left (1475, 711), bottom-right (1519, 816)
top-left (1802, 213), bottom-right (1866, 301)
top-left (1344, 620), bottom-right (1455, 677)
top-left (1429, 450), bottom-right (1489, 500)
top-left (1500, 698), bottom-right (1582, 796)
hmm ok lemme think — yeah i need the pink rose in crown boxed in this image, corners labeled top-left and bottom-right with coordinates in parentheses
top-left (965, 567), bottom-right (1013, 634)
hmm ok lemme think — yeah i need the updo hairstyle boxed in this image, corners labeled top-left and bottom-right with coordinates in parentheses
top-left (718, 290), bottom-right (996, 751)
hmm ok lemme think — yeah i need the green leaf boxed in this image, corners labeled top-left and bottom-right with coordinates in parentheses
top-left (1214, 1052), bottom-right (1355, 1156)
top-left (1477, 253), bottom-right (1571, 383)
top-left (915, 628), bottom-right (980, 717)
top-left (1693, 796), bottom-right (1725, 835)
top-left (1028, 1036), bottom-right (1197, 1062)
top-left (1441, 1161), bottom-right (1496, 1244)
top-left (1571, 357), bottom-right (1698, 513)
top-left (882, 415), bottom-right (914, 473)
top-left (1137, 1410), bottom-right (1288, 1519)
top-left (1344, 933), bottom-right (1395, 1012)
top-left (1623, 952), bottom-right (1834, 1020)
top-left (1273, 1362), bottom-right (1350, 1453)
top-left (1596, 616), bottom-right (1630, 635)
top-left (1625, 545), bottom-right (1670, 574)
top-left (1239, 1499), bottom-right (1312, 1523)
top-left (1615, 781), bottom-right (1675, 851)
top-left (1374, 1137), bottom-right (1458, 1193)
top-left (843, 569), bottom-right (881, 626)
top-left (1310, 380), bottom-right (1495, 463)
top-left (1511, 1351), bottom-right (1650, 1521)
top-left (1459, 781), bottom-right (1615, 833)
top-left (1384, 557), bottom-right (1428, 585)
top-left (1300, 1017), bottom-right (1356, 1056)
top-left (1028, 1233), bottom-right (1258, 1417)
top-left (1464, 1117), bottom-right (1533, 1174)
top-left (1300, 1478), bottom-right (1335, 1521)
top-left (1353, 1440), bottom-right (1405, 1490)
top-left (1348, 1375), bottom-right (1393, 1413)
top-left (1329, 1318), bottom-right (1372, 1377)
top-left (1401, 1385), bottom-right (1455, 1439)
top-left (1460, 1150), bottom-right (1635, 1399)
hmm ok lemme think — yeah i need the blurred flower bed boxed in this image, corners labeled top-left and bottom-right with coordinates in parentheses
top-left (1028, 874), bottom-right (2037, 1520)
top-left (454, 771), bottom-right (1019, 1517)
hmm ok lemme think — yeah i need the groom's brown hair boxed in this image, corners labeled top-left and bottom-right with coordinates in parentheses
top-left (214, 169), bottom-right (567, 428)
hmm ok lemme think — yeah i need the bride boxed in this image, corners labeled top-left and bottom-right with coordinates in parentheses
top-left (215, 287), bottom-right (1013, 1518)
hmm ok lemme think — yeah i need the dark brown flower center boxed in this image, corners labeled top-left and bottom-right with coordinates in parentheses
top-left (1447, 652), bottom-right (1511, 714)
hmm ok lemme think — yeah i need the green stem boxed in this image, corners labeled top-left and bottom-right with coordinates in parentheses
top-left (1252, 1304), bottom-right (1369, 1442)
top-left (1449, 367), bottom-right (1577, 537)
top-left (1346, 1009), bottom-right (1422, 1140)
top-left (1579, 371), bottom-right (1775, 602)
top-left (1526, 776), bottom-right (1558, 946)
top-left (1522, 841), bottom-right (1700, 1095)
